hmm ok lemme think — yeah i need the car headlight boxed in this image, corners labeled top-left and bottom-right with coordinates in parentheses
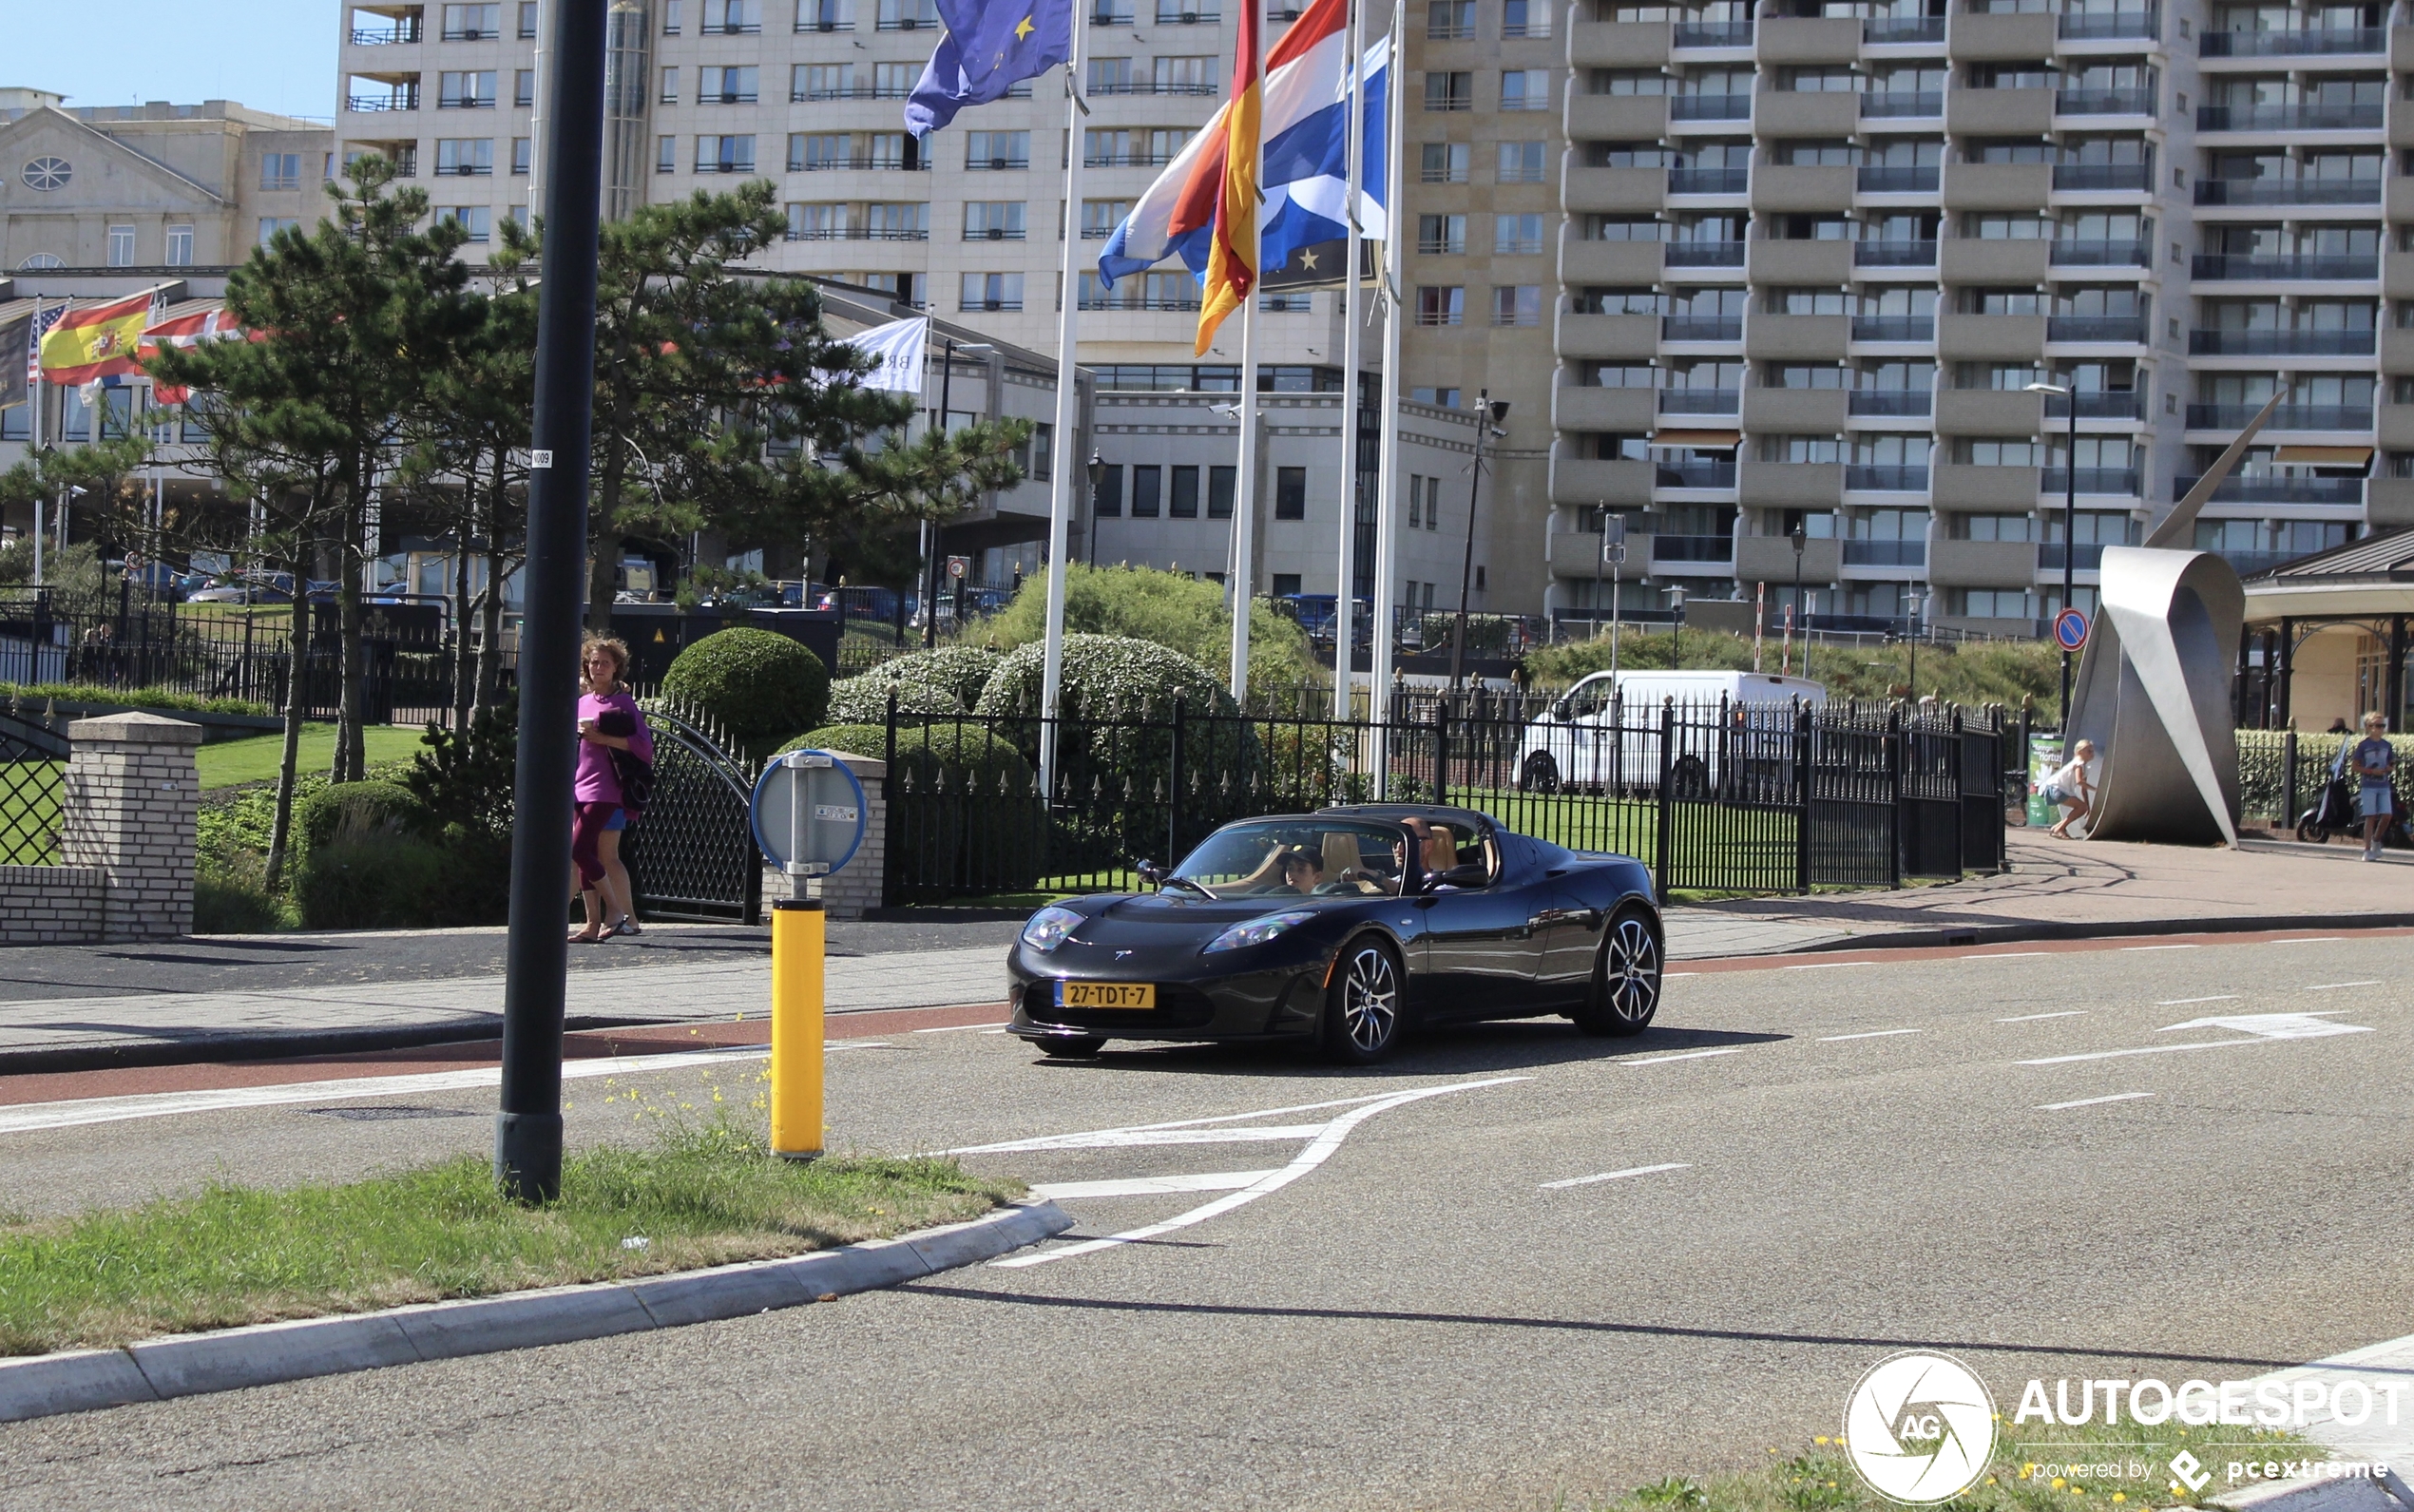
top-left (1202, 910), bottom-right (1314, 954)
top-left (1021, 905), bottom-right (1083, 952)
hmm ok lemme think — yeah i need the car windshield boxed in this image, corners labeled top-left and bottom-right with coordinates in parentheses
top-left (1170, 820), bottom-right (1411, 898)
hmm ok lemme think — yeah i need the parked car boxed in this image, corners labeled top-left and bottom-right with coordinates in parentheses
top-left (816, 586), bottom-right (918, 623)
top-left (1513, 669), bottom-right (1826, 794)
top-left (1006, 805), bottom-right (1663, 1063)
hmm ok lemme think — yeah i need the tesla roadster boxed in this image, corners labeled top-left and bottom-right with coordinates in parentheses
top-left (1006, 805), bottom-right (1663, 1063)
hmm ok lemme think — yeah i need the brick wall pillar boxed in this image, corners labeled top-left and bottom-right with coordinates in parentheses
top-left (59, 712), bottom-right (202, 942)
top-left (761, 750), bottom-right (887, 922)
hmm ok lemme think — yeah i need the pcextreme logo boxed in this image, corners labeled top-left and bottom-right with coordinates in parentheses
top-left (1844, 1351), bottom-right (2001, 1505)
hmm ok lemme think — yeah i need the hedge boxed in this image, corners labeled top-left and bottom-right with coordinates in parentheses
top-left (823, 674), bottom-right (962, 727)
top-left (661, 628), bottom-right (830, 757)
top-left (859, 645), bottom-right (1001, 710)
top-left (296, 780), bottom-right (429, 853)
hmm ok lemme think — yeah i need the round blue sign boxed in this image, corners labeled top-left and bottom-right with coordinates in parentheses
top-left (2053, 607), bottom-right (2090, 652)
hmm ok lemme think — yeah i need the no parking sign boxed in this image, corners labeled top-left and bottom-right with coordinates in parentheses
top-left (2053, 607), bottom-right (2090, 653)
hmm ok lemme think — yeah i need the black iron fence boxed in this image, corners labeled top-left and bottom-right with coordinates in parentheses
top-left (0, 705), bottom-right (67, 867)
top-left (876, 696), bottom-right (2007, 907)
top-left (622, 699), bottom-right (764, 924)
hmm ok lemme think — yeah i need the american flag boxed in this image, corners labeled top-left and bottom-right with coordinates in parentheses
top-left (25, 301), bottom-right (66, 384)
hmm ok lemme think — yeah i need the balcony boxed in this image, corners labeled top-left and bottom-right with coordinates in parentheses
top-left (2046, 316), bottom-right (2146, 342)
top-left (1858, 165), bottom-right (1939, 193)
top-left (2188, 328), bottom-right (2375, 355)
top-left (1850, 315), bottom-right (1934, 340)
top-left (1854, 239), bottom-right (1937, 267)
top-left (2174, 473), bottom-right (2365, 504)
top-left (1654, 534), bottom-right (1736, 563)
top-left (1845, 467), bottom-right (1929, 492)
top-left (1663, 315), bottom-right (1742, 340)
top-left (2191, 253), bottom-right (2377, 279)
top-left (1080, 295), bottom-right (1197, 311)
top-left (2199, 27), bottom-right (2384, 55)
top-left (1665, 240), bottom-right (1746, 267)
top-left (1091, 80), bottom-right (1221, 95)
top-left (2059, 8), bottom-right (2156, 39)
top-left (1670, 166), bottom-right (1748, 194)
top-left (2050, 239), bottom-right (2149, 267)
top-left (1843, 538), bottom-right (1926, 565)
top-left (346, 78), bottom-right (421, 111)
top-left (350, 23), bottom-right (423, 43)
top-left (1861, 90), bottom-right (1942, 118)
top-left (2044, 390), bottom-right (2144, 419)
top-left (787, 225), bottom-right (929, 241)
top-left (1848, 390), bottom-right (1932, 416)
top-left (1659, 389), bottom-right (1742, 414)
top-left (1087, 152), bottom-right (1182, 167)
top-left (1671, 93), bottom-right (1752, 121)
top-left (2196, 103), bottom-right (2383, 131)
top-left (2196, 178), bottom-right (2382, 207)
top-left (2040, 468), bottom-right (2140, 495)
top-left (1657, 459), bottom-right (1738, 488)
top-left (2057, 87), bottom-right (2155, 116)
top-left (2040, 543), bottom-right (2107, 571)
top-left (1152, 5), bottom-right (1222, 20)
top-left (2053, 163), bottom-right (2153, 191)
top-left (1864, 15), bottom-right (1944, 43)
top-left (1672, 19), bottom-right (1752, 46)
top-left (2186, 403), bottom-right (2372, 430)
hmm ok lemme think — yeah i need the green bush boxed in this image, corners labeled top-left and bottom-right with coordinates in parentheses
top-left (296, 780), bottom-right (430, 853)
top-left (861, 645), bottom-right (1001, 709)
top-left (966, 564), bottom-right (1313, 692)
top-left (781, 722), bottom-right (1041, 894)
top-left (2236, 730), bottom-right (2414, 822)
top-left (402, 699), bottom-right (517, 840)
top-left (661, 628), bottom-right (831, 756)
top-left (293, 831), bottom-right (462, 930)
top-left (0, 682), bottom-right (271, 718)
top-left (1524, 628), bottom-right (2061, 715)
top-left (192, 854), bottom-right (289, 934)
top-left (972, 632), bottom-right (1236, 721)
top-left (823, 674), bottom-right (962, 726)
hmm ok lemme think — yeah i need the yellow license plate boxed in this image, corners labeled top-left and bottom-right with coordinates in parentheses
top-left (1056, 981), bottom-right (1156, 1009)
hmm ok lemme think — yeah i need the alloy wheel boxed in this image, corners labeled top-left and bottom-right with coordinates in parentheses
top-left (1342, 946), bottom-right (1399, 1052)
top-left (1603, 915), bottom-right (1659, 1024)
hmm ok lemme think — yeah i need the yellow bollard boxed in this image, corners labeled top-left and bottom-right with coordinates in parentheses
top-left (770, 897), bottom-right (824, 1159)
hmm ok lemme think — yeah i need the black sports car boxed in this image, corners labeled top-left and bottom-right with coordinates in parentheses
top-left (1006, 805), bottom-right (1663, 1063)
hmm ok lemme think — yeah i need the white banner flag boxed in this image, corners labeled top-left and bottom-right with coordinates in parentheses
top-left (839, 315), bottom-right (929, 394)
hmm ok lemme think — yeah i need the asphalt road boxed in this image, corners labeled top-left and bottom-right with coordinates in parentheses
top-left (0, 918), bottom-right (1020, 1004)
top-left (2, 935), bottom-right (2409, 1511)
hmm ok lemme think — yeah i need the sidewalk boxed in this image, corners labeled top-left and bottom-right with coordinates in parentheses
top-left (0, 830), bottom-right (2404, 1073)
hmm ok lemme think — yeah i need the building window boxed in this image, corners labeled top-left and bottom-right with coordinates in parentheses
top-left (705, 0), bottom-right (764, 30)
top-left (795, 63), bottom-right (854, 99)
top-left (1422, 143), bottom-right (1469, 182)
top-left (657, 136), bottom-right (677, 172)
top-left (968, 130), bottom-right (1030, 169)
top-left (1411, 387), bottom-right (1461, 410)
top-left (1494, 213), bottom-right (1543, 256)
top-left (1169, 465), bottom-right (1201, 517)
top-left (662, 0), bottom-right (682, 29)
top-left (872, 62), bottom-right (919, 97)
top-left (1417, 214), bottom-right (1466, 255)
top-left (512, 137), bottom-right (532, 175)
top-left (1428, 0), bottom-right (1473, 38)
top-left (438, 204), bottom-right (493, 241)
top-left (877, 0), bottom-right (939, 25)
top-left (519, 1), bottom-right (540, 37)
top-left (442, 3), bottom-right (502, 38)
top-left (1502, 0), bottom-right (1548, 36)
top-left (696, 134), bottom-right (757, 173)
top-left (1131, 465), bottom-right (1162, 517)
top-left (965, 201), bottom-right (1026, 239)
top-left (436, 138), bottom-right (495, 176)
top-left (1491, 285), bottom-right (1541, 326)
top-left (439, 70), bottom-right (498, 107)
top-left (1272, 573), bottom-right (1304, 597)
top-left (164, 224), bottom-right (194, 266)
top-left (1274, 467), bottom-right (1308, 520)
top-left (799, 0), bottom-right (853, 29)
top-left (1093, 464), bottom-right (1123, 516)
top-left (1209, 465), bottom-right (1236, 518)
top-left (1424, 71), bottom-right (1473, 111)
top-left (1497, 141), bottom-right (1545, 183)
top-left (1416, 287), bottom-right (1466, 326)
top-left (1500, 69), bottom-right (1548, 111)
top-left (258, 217), bottom-right (300, 245)
top-left (699, 65), bottom-right (759, 102)
top-left (960, 271), bottom-right (1025, 310)
top-left (260, 152), bottom-right (303, 191)
top-left (868, 201), bottom-right (929, 239)
top-left (106, 224), bottom-right (136, 266)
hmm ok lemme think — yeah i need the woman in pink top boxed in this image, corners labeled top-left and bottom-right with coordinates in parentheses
top-left (571, 635), bottom-right (654, 942)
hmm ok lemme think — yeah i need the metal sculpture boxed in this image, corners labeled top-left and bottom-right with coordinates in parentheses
top-left (2062, 389), bottom-right (2288, 846)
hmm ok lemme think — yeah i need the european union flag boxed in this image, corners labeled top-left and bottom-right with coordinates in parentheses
top-left (903, 0), bottom-right (1074, 136)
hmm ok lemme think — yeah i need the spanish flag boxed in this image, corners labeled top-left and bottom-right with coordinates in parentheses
top-left (1194, 0), bottom-right (1260, 355)
top-left (39, 291), bottom-right (156, 387)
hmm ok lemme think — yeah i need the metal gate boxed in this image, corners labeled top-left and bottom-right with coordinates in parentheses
top-left (1959, 720), bottom-right (2006, 872)
top-left (0, 705), bottom-right (67, 867)
top-left (1899, 709), bottom-right (1964, 878)
top-left (1805, 706), bottom-right (1897, 888)
top-left (623, 702), bottom-right (763, 924)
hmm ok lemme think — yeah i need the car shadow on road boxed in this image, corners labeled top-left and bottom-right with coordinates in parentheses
top-left (1028, 1021), bottom-right (1790, 1081)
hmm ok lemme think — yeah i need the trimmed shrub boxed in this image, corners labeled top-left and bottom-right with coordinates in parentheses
top-left (661, 628), bottom-right (831, 757)
top-left (966, 563), bottom-right (1314, 691)
top-left (193, 853), bottom-right (289, 933)
top-left (780, 722), bottom-right (1042, 894)
top-left (823, 674), bottom-right (962, 727)
top-left (293, 831), bottom-right (461, 930)
top-left (859, 645), bottom-right (1002, 710)
top-left (972, 633), bottom-right (1236, 721)
top-left (296, 780), bottom-right (429, 853)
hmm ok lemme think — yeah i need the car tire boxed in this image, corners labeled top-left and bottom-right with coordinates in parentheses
top-left (1038, 1036), bottom-right (1106, 1059)
top-left (1521, 751), bottom-right (1561, 794)
top-left (1571, 906), bottom-right (1661, 1038)
top-left (1320, 936), bottom-right (1406, 1064)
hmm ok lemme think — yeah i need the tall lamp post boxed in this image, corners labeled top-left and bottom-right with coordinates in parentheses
top-left (1085, 451), bottom-right (1104, 566)
top-left (1448, 392), bottom-right (1510, 693)
top-left (2027, 379), bottom-right (2079, 724)
top-left (923, 336), bottom-right (994, 648)
top-left (1670, 584), bottom-right (1687, 669)
top-left (1789, 519), bottom-right (1807, 684)
top-left (497, 0), bottom-right (608, 1203)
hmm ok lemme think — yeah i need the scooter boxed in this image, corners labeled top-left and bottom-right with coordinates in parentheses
top-left (2294, 769), bottom-right (2414, 848)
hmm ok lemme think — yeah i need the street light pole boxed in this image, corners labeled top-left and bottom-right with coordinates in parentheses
top-left (496, 0), bottom-right (608, 1204)
top-left (2028, 379), bottom-right (2079, 723)
top-left (1789, 520), bottom-right (1806, 685)
top-left (1448, 392), bottom-right (1507, 694)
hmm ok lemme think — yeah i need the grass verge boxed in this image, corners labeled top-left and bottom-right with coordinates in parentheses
top-left (195, 724), bottom-right (428, 790)
top-left (0, 1120), bottom-right (1021, 1356)
top-left (1570, 1419), bottom-right (2316, 1512)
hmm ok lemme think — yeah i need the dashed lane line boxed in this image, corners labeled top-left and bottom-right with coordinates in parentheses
top-left (2307, 981), bottom-right (2384, 991)
top-left (2038, 1092), bottom-right (2156, 1111)
top-left (1620, 1046), bottom-right (1753, 1066)
top-left (1031, 1171), bottom-right (1275, 1200)
top-left (1817, 1027), bottom-right (1920, 1042)
top-left (1998, 1011), bottom-right (2088, 1023)
top-left (2157, 996), bottom-right (2240, 1006)
top-left (1540, 1162), bottom-right (1691, 1191)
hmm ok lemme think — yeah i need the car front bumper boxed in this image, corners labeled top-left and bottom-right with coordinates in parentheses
top-left (1005, 941), bottom-right (1332, 1045)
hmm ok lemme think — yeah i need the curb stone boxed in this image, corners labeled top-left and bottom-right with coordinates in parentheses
top-left (2212, 1474), bottom-right (2406, 1512)
top-left (0, 1199), bottom-right (1072, 1424)
top-left (1756, 910), bottom-right (2414, 956)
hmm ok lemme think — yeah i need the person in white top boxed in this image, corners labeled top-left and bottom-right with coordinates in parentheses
top-left (2042, 738), bottom-right (2098, 838)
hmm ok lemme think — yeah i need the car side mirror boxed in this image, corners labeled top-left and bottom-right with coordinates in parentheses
top-left (1434, 863), bottom-right (1488, 889)
top-left (1135, 859), bottom-right (1166, 886)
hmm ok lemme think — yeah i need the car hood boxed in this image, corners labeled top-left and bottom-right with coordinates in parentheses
top-left (1065, 891), bottom-right (1346, 947)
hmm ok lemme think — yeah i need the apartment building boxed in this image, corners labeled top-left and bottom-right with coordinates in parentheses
top-left (1548, 0), bottom-right (2404, 637)
top-left (0, 90), bottom-right (331, 273)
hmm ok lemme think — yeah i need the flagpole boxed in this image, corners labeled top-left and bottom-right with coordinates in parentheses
top-left (1038, 0), bottom-right (1094, 801)
top-left (1332, 0), bottom-right (1364, 722)
top-left (1369, 0), bottom-right (1404, 791)
top-left (26, 297), bottom-right (41, 588)
top-left (1224, 26), bottom-right (1265, 706)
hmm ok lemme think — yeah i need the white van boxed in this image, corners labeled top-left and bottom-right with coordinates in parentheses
top-left (1512, 669), bottom-right (1827, 793)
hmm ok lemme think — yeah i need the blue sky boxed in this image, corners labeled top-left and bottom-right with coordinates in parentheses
top-left (12, 0), bottom-right (337, 122)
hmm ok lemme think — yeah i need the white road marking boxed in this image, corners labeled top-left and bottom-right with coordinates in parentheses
top-left (2267, 936), bottom-right (2345, 945)
top-left (2156, 996), bottom-right (2239, 1006)
top-left (2122, 944), bottom-right (2198, 951)
top-left (1997, 1010), bottom-right (2087, 1023)
top-left (1540, 1162), bottom-right (1691, 1190)
top-left (2021, 1011), bottom-right (2373, 1065)
top-left (963, 1124), bottom-right (1335, 1153)
top-left (992, 1076), bottom-right (1532, 1269)
top-left (1818, 1028), bottom-right (1921, 1042)
top-left (1620, 1045), bottom-right (1752, 1065)
top-left (0, 1046), bottom-right (772, 1137)
top-left (2307, 981), bottom-right (2383, 991)
top-left (1785, 961), bottom-right (1869, 970)
top-left (912, 1023), bottom-right (1010, 1033)
top-left (1030, 1170), bottom-right (1275, 1200)
top-left (1964, 951), bottom-right (2048, 961)
top-left (1665, 971), bottom-right (1699, 978)
top-left (2038, 1092), bottom-right (2156, 1111)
